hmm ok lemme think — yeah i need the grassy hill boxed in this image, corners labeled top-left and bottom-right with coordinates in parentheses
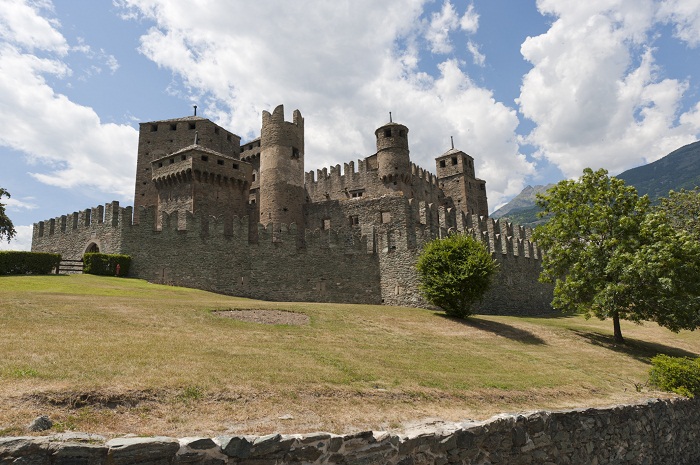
top-left (1, 275), bottom-right (698, 437)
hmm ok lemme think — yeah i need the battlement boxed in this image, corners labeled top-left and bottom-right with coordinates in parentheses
top-left (33, 201), bottom-right (133, 238)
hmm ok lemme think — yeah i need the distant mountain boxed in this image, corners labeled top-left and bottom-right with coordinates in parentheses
top-left (491, 140), bottom-right (700, 226)
top-left (617, 140), bottom-right (700, 201)
top-left (491, 184), bottom-right (554, 227)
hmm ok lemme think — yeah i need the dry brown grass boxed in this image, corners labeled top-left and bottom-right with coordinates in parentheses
top-left (0, 274), bottom-right (697, 437)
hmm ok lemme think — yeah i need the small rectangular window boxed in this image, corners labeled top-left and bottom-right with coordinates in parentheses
top-left (169, 158), bottom-right (174, 164)
top-left (214, 127), bottom-right (220, 135)
top-left (349, 215), bottom-right (359, 226)
top-left (181, 155), bottom-right (186, 160)
top-left (150, 124), bottom-right (158, 132)
top-left (227, 134), bottom-right (232, 142)
top-left (189, 122), bottom-right (196, 130)
top-left (451, 157), bottom-right (458, 165)
top-left (232, 163), bottom-right (239, 169)
top-left (384, 129), bottom-right (392, 137)
top-left (292, 147), bottom-right (300, 159)
top-left (169, 123), bottom-right (177, 131)
top-left (439, 160), bottom-right (446, 168)
top-left (217, 159), bottom-right (224, 165)
top-left (252, 173), bottom-right (257, 182)
top-left (201, 155), bottom-right (208, 161)
top-left (158, 162), bottom-right (163, 167)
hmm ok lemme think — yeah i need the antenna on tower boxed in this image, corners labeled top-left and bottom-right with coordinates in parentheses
top-left (193, 105), bottom-right (197, 116)
top-left (451, 136), bottom-right (454, 149)
top-left (194, 131), bottom-right (199, 145)
top-left (389, 111), bottom-right (393, 123)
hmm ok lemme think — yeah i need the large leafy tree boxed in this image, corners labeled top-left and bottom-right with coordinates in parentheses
top-left (0, 187), bottom-right (16, 243)
top-left (657, 188), bottom-right (700, 241)
top-left (416, 233), bottom-right (498, 319)
top-left (534, 168), bottom-right (700, 343)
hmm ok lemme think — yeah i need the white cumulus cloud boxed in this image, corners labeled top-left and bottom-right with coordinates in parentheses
top-left (0, 1), bottom-right (137, 199)
top-left (517, 0), bottom-right (700, 178)
top-left (118, 0), bottom-right (531, 208)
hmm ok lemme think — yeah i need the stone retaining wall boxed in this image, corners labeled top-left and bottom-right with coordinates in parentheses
top-left (2, 398), bottom-right (699, 465)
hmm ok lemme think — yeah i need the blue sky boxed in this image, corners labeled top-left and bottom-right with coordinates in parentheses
top-left (2, 0), bottom-right (700, 250)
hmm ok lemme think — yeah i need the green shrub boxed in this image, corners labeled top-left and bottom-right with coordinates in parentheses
top-left (416, 233), bottom-right (498, 319)
top-left (649, 354), bottom-right (700, 397)
top-left (0, 251), bottom-right (61, 275)
top-left (83, 253), bottom-right (131, 276)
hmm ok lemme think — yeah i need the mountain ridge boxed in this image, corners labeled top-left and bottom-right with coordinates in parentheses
top-left (492, 140), bottom-right (700, 226)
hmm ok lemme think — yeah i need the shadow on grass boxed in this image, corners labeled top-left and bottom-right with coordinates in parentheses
top-left (569, 329), bottom-right (698, 364)
top-left (437, 314), bottom-right (547, 345)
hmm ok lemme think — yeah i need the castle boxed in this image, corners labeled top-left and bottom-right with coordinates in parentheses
top-left (32, 105), bottom-right (552, 313)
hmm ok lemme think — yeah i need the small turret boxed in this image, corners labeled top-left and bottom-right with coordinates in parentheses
top-left (375, 120), bottom-right (410, 184)
top-left (259, 105), bottom-right (305, 229)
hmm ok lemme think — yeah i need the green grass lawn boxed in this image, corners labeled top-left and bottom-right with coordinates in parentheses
top-left (1, 274), bottom-right (698, 437)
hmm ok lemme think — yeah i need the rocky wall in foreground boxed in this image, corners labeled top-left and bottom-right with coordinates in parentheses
top-left (2, 398), bottom-right (699, 465)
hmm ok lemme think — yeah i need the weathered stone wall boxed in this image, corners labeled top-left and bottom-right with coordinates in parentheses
top-left (31, 202), bottom-right (131, 260)
top-left (122, 206), bottom-right (382, 305)
top-left (31, 198), bottom-right (552, 313)
top-left (3, 398), bottom-right (700, 465)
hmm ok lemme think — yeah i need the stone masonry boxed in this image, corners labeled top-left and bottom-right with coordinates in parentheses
top-left (2, 398), bottom-right (700, 464)
top-left (32, 104), bottom-right (552, 314)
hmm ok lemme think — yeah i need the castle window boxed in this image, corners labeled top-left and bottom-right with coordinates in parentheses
top-left (322, 219), bottom-right (331, 230)
top-left (350, 190), bottom-right (364, 198)
top-left (249, 198), bottom-right (256, 204)
top-left (189, 122), bottom-right (196, 130)
top-left (158, 162), bottom-right (163, 167)
top-left (181, 155), bottom-right (187, 160)
top-left (150, 124), bottom-right (158, 132)
top-left (480, 184), bottom-right (485, 190)
top-left (248, 145), bottom-right (253, 151)
top-left (201, 155), bottom-right (208, 161)
top-left (292, 147), bottom-right (300, 159)
top-left (384, 129), bottom-right (392, 137)
top-left (349, 215), bottom-right (359, 226)
top-left (169, 158), bottom-right (174, 164)
top-left (252, 173), bottom-right (256, 182)
top-left (227, 134), bottom-right (232, 142)
top-left (439, 160), bottom-right (446, 168)
top-left (399, 130), bottom-right (405, 137)
top-left (232, 163), bottom-right (239, 169)
top-left (214, 127), bottom-right (220, 135)
top-left (169, 123), bottom-right (177, 131)
top-left (451, 157), bottom-right (458, 165)
top-left (381, 212), bottom-right (391, 223)
top-left (217, 159), bottom-right (224, 165)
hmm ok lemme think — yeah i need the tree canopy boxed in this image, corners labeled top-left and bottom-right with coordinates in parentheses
top-left (657, 188), bottom-right (700, 241)
top-left (533, 168), bottom-right (700, 343)
top-left (416, 233), bottom-right (498, 319)
top-left (0, 188), bottom-right (16, 243)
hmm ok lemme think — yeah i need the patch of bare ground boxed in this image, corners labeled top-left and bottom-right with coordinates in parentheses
top-left (212, 309), bottom-right (310, 325)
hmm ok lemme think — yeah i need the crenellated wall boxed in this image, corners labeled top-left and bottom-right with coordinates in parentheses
top-left (32, 201), bottom-right (132, 259)
top-left (3, 398), bottom-right (699, 465)
top-left (31, 197), bottom-right (552, 314)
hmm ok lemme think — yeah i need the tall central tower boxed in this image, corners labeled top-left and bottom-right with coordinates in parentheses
top-left (259, 105), bottom-right (305, 229)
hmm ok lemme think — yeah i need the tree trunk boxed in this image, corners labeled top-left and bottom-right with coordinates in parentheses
top-left (612, 313), bottom-right (624, 343)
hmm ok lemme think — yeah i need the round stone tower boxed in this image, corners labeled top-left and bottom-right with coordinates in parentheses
top-left (259, 105), bottom-right (305, 229)
top-left (375, 121), bottom-right (410, 184)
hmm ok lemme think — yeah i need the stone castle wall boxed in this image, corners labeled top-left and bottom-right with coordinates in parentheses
top-left (32, 198), bottom-right (552, 315)
top-left (3, 398), bottom-right (699, 464)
